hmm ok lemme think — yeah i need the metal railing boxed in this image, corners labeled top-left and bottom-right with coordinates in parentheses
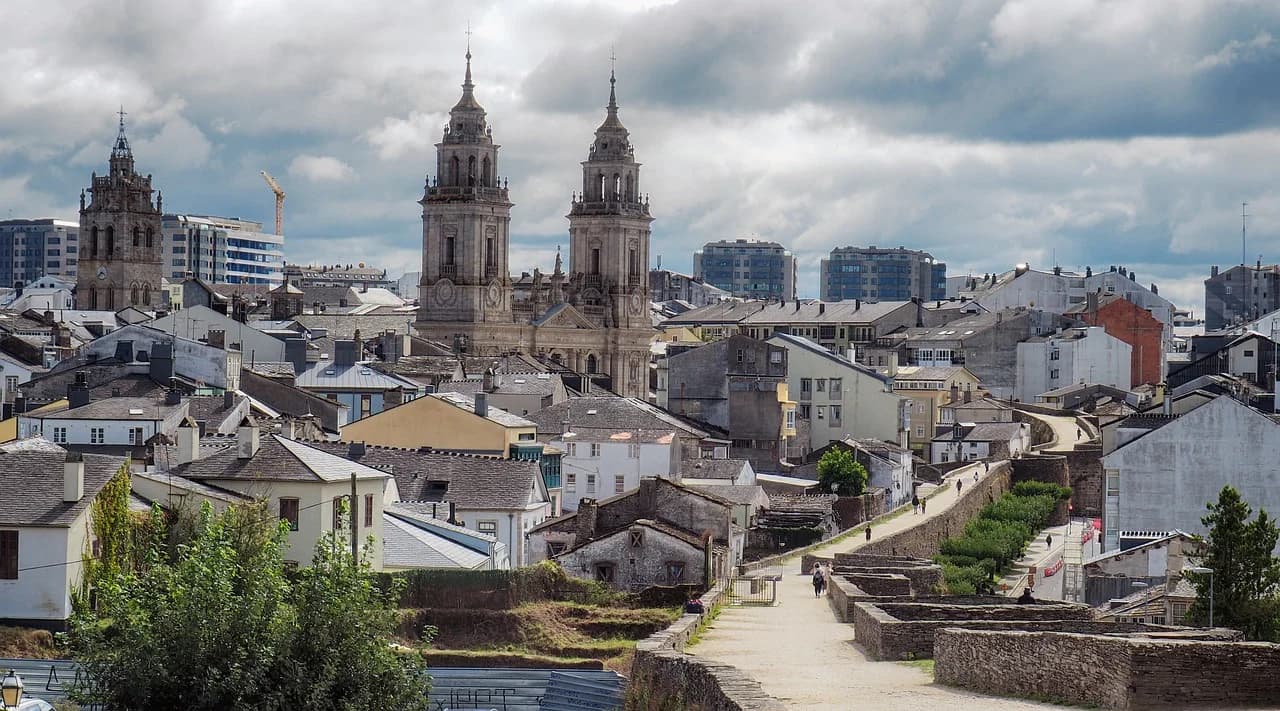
top-left (726, 574), bottom-right (782, 605)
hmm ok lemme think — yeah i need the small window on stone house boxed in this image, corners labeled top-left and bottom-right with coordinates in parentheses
top-left (630, 529), bottom-right (645, 547)
top-left (594, 563), bottom-right (615, 582)
top-left (547, 542), bottom-right (566, 557)
top-left (665, 561), bottom-right (686, 583)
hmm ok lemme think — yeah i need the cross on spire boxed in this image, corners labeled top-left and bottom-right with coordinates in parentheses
top-left (118, 105), bottom-right (127, 129)
top-left (112, 104), bottom-right (132, 158)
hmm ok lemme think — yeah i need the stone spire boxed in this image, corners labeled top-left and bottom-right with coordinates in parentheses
top-left (451, 39), bottom-right (484, 115)
top-left (596, 67), bottom-right (627, 134)
top-left (112, 106), bottom-right (131, 158)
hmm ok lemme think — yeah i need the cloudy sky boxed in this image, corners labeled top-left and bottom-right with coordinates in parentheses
top-left (4, 0), bottom-right (1280, 311)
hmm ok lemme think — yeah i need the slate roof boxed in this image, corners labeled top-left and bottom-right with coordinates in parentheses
top-left (303, 440), bottom-right (542, 510)
top-left (0, 450), bottom-right (125, 527)
top-left (681, 458), bottom-right (751, 480)
top-left (556, 428), bottom-right (676, 445)
top-left (171, 433), bottom-right (389, 483)
top-left (895, 366), bottom-right (972, 382)
top-left (186, 395), bottom-right (245, 430)
top-left (429, 391), bottom-right (536, 428)
top-left (292, 312), bottom-right (415, 340)
top-left (32, 396), bottom-right (183, 421)
top-left (438, 373), bottom-right (560, 397)
top-left (382, 513), bottom-right (494, 569)
top-left (132, 470), bottom-right (252, 505)
top-left (658, 300), bottom-right (769, 325)
top-left (294, 361), bottom-right (422, 391)
top-left (769, 332), bottom-right (892, 384)
top-left (742, 299), bottom-right (911, 325)
top-left (933, 422), bottom-right (1026, 442)
top-left (527, 397), bottom-right (709, 439)
top-left (687, 484), bottom-right (767, 505)
top-left (244, 361), bottom-right (296, 378)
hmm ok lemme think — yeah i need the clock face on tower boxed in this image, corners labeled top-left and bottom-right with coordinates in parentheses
top-left (96, 266), bottom-right (108, 281)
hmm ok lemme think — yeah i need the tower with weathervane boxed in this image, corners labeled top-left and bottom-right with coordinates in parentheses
top-left (77, 111), bottom-right (165, 311)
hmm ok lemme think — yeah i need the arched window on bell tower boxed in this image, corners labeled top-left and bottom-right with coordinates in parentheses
top-left (468, 156), bottom-right (476, 187)
top-left (90, 227), bottom-right (98, 257)
top-left (132, 226), bottom-right (140, 247)
top-left (449, 156), bottom-right (460, 186)
top-left (482, 156), bottom-right (491, 187)
top-left (612, 174), bottom-right (621, 200)
top-left (586, 354), bottom-right (598, 374)
top-left (106, 226), bottom-right (115, 257)
top-left (145, 227), bottom-right (153, 249)
top-left (88, 286), bottom-right (97, 310)
top-left (625, 174), bottom-right (634, 202)
top-left (130, 284), bottom-right (139, 305)
top-left (596, 173), bottom-right (605, 201)
top-left (591, 248), bottom-right (601, 275)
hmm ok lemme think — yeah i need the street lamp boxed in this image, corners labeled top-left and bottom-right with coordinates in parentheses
top-left (0, 668), bottom-right (23, 709)
top-left (1185, 566), bottom-right (1214, 627)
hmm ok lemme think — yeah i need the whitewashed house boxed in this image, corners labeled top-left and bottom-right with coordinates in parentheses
top-left (546, 427), bottom-right (680, 513)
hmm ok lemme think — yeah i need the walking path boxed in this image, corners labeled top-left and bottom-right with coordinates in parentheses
top-left (691, 462), bottom-right (1057, 710)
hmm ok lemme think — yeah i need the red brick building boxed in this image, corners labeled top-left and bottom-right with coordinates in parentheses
top-left (1066, 293), bottom-right (1163, 386)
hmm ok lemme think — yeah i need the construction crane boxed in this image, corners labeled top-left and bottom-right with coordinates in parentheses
top-left (260, 171), bottom-right (285, 236)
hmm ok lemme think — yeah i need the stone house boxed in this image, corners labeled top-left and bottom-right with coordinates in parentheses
top-left (767, 332), bottom-right (906, 455)
top-left (527, 477), bottom-right (739, 588)
top-left (658, 334), bottom-right (797, 471)
top-left (0, 445), bottom-right (125, 629)
top-left (929, 422), bottom-right (1031, 464)
top-left (680, 458), bottom-right (755, 487)
top-left (939, 395), bottom-right (1014, 427)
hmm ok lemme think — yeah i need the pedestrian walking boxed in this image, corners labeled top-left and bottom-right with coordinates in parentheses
top-left (1045, 533), bottom-right (1053, 548)
top-left (1017, 586), bottom-right (1034, 604)
top-left (1076, 427), bottom-right (1082, 439)
top-left (911, 494), bottom-right (920, 514)
top-left (865, 526), bottom-right (872, 542)
top-left (812, 564), bottom-right (825, 597)
top-left (956, 480), bottom-right (963, 494)
top-left (921, 499), bottom-right (927, 514)
top-left (974, 470), bottom-right (979, 482)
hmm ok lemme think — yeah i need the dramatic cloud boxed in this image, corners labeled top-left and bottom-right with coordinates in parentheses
top-left (2, 0), bottom-right (1279, 312)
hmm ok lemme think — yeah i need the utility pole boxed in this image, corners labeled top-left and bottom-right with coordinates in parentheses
top-left (350, 471), bottom-right (359, 570)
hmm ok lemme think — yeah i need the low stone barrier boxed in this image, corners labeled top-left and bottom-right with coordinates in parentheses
top-left (628, 581), bottom-right (787, 710)
top-left (935, 627), bottom-right (1270, 710)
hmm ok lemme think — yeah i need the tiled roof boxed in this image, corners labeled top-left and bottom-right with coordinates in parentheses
top-left (303, 440), bottom-right (542, 510)
top-left (0, 450), bottom-right (125, 527)
top-left (171, 434), bottom-right (389, 483)
top-left (681, 458), bottom-right (750, 480)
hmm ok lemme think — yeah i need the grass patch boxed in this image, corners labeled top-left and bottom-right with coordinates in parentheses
top-left (899, 658), bottom-right (935, 674)
top-left (0, 626), bottom-right (63, 659)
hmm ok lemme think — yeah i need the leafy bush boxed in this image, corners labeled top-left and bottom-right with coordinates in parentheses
top-left (936, 483), bottom-right (1071, 594)
top-left (817, 448), bottom-right (868, 496)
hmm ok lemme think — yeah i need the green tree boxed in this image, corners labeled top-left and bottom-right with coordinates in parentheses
top-left (817, 448), bottom-right (868, 497)
top-left (69, 501), bottom-right (429, 710)
top-left (1187, 486), bottom-right (1280, 640)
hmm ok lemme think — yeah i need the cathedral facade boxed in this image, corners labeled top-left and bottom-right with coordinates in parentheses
top-left (77, 113), bottom-right (165, 311)
top-left (415, 50), bottom-right (654, 398)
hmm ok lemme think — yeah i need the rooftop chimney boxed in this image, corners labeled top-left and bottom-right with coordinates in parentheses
top-left (224, 390), bottom-right (235, 410)
top-left (482, 368), bottom-right (495, 393)
top-left (64, 452), bottom-right (85, 502)
top-left (964, 384), bottom-right (974, 403)
top-left (1086, 291), bottom-right (1099, 315)
top-left (576, 499), bottom-right (599, 541)
top-left (474, 392), bottom-right (489, 418)
top-left (348, 440), bottom-right (367, 459)
top-left (237, 416), bottom-right (261, 459)
top-left (819, 303), bottom-right (826, 315)
top-left (13, 395), bottom-right (26, 415)
top-left (75, 371), bottom-right (87, 386)
top-left (67, 381), bottom-right (90, 409)
top-left (150, 342), bottom-right (174, 384)
top-left (334, 340), bottom-right (358, 366)
top-left (114, 340), bottom-right (135, 363)
top-left (1161, 383), bottom-right (1172, 416)
top-left (177, 418), bottom-right (200, 465)
top-left (164, 387), bottom-right (181, 406)
top-left (285, 337), bottom-right (307, 374)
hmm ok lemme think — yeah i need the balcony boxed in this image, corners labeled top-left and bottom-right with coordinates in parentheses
top-left (425, 184), bottom-right (510, 203)
top-left (439, 264), bottom-right (458, 279)
top-left (569, 197), bottom-right (651, 219)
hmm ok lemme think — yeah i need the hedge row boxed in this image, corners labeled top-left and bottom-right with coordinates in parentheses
top-left (936, 481), bottom-right (1071, 595)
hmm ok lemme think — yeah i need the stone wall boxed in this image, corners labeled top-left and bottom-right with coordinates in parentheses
top-left (831, 489), bottom-right (887, 531)
top-left (1011, 409), bottom-right (1056, 446)
top-left (857, 462), bottom-right (1013, 559)
top-left (1064, 441), bottom-right (1104, 517)
top-left (935, 628), bottom-right (1274, 710)
top-left (628, 582), bottom-right (786, 710)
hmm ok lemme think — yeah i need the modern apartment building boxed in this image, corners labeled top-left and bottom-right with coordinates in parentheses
top-left (1204, 262), bottom-right (1280, 331)
top-left (693, 238), bottom-right (795, 300)
top-left (163, 214), bottom-right (285, 286)
top-left (0, 219), bottom-right (79, 287)
top-left (820, 246), bottom-right (946, 302)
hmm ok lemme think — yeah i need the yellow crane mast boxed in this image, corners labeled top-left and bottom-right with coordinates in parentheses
top-left (260, 171), bottom-right (285, 236)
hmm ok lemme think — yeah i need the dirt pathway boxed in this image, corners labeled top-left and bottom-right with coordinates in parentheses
top-left (690, 462), bottom-right (1057, 710)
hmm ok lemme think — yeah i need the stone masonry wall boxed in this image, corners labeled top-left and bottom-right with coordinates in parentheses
top-left (628, 582), bottom-right (786, 710)
top-left (1064, 441), bottom-right (1104, 517)
top-left (857, 462), bottom-right (1012, 559)
top-left (935, 628), bottom-right (1279, 710)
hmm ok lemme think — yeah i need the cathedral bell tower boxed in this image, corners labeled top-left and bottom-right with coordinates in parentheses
top-left (567, 69), bottom-right (653, 330)
top-left (78, 110), bottom-right (164, 311)
top-left (418, 45), bottom-right (514, 325)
